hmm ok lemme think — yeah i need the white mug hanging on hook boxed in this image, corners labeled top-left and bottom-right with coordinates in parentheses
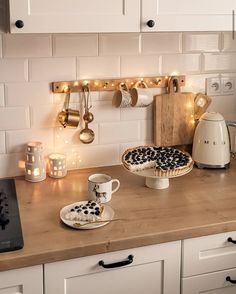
top-left (130, 81), bottom-right (153, 107)
top-left (112, 82), bottom-right (132, 108)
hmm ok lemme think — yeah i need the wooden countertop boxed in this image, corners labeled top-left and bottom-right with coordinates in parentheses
top-left (1, 161), bottom-right (236, 271)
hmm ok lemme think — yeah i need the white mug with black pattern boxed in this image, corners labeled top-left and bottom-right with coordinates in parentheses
top-left (88, 173), bottom-right (120, 203)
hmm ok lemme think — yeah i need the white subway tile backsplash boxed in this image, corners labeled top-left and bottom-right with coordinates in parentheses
top-left (6, 129), bottom-right (54, 153)
top-left (203, 53), bottom-right (236, 72)
top-left (5, 82), bottom-right (53, 106)
top-left (76, 144), bottom-right (120, 168)
top-left (30, 105), bottom-right (59, 128)
top-left (0, 153), bottom-right (25, 177)
top-left (99, 91), bottom-right (115, 101)
top-left (142, 33), bottom-right (181, 54)
top-left (0, 83), bottom-right (4, 106)
top-left (140, 119), bottom-right (153, 141)
top-left (162, 54), bottom-right (201, 75)
top-left (208, 95), bottom-right (236, 116)
top-left (222, 33), bottom-right (236, 52)
top-left (77, 56), bottom-right (120, 79)
top-left (0, 131), bottom-right (5, 153)
top-left (0, 59), bottom-right (28, 82)
top-left (121, 55), bottom-right (161, 77)
top-left (29, 57), bottom-right (76, 82)
top-left (99, 121), bottom-right (140, 144)
top-left (183, 33), bottom-right (220, 52)
top-left (120, 104), bottom-right (153, 121)
top-left (92, 101), bottom-right (120, 122)
top-left (99, 34), bottom-right (140, 56)
top-left (0, 32), bottom-right (235, 177)
top-left (3, 34), bottom-right (52, 58)
top-left (183, 74), bottom-right (220, 93)
top-left (53, 34), bottom-right (98, 57)
top-left (0, 107), bottom-right (30, 130)
top-left (54, 123), bottom-right (99, 147)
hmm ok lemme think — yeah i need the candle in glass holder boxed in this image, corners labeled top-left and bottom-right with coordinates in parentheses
top-left (25, 142), bottom-right (46, 182)
top-left (48, 153), bottom-right (67, 178)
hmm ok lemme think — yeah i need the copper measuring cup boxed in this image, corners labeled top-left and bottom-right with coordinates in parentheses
top-left (58, 89), bottom-right (80, 128)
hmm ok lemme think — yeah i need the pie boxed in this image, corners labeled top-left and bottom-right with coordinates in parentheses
top-left (65, 201), bottom-right (104, 222)
top-left (122, 146), bottom-right (193, 177)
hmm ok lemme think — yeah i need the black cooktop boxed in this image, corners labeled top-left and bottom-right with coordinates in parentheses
top-left (0, 179), bottom-right (24, 253)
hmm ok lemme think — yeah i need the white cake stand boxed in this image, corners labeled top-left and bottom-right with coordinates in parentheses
top-left (124, 166), bottom-right (193, 190)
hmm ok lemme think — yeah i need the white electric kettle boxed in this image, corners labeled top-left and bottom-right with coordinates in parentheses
top-left (192, 112), bottom-right (236, 168)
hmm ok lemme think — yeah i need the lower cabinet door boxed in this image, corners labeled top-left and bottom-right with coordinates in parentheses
top-left (0, 265), bottom-right (43, 294)
top-left (45, 241), bottom-right (181, 294)
top-left (182, 267), bottom-right (236, 294)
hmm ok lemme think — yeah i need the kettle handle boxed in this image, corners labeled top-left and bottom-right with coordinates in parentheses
top-left (226, 121), bottom-right (236, 157)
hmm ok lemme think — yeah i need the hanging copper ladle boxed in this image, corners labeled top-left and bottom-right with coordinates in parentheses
top-left (79, 85), bottom-right (95, 144)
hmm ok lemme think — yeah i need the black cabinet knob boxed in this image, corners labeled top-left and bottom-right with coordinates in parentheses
top-left (15, 20), bottom-right (24, 29)
top-left (147, 20), bottom-right (155, 28)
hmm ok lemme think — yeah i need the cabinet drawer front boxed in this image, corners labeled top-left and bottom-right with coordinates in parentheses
top-left (182, 267), bottom-right (236, 294)
top-left (182, 231), bottom-right (236, 277)
top-left (0, 265), bottom-right (43, 294)
top-left (45, 241), bottom-right (181, 294)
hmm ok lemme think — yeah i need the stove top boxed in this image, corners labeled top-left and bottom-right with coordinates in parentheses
top-left (0, 179), bottom-right (24, 253)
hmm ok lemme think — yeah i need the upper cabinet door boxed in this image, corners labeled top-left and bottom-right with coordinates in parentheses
top-left (142, 0), bottom-right (235, 32)
top-left (9, 0), bottom-right (140, 33)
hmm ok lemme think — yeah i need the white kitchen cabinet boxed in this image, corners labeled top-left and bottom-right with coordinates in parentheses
top-left (9, 0), bottom-right (236, 33)
top-left (182, 268), bottom-right (236, 294)
top-left (141, 0), bottom-right (236, 32)
top-left (45, 241), bottom-right (181, 294)
top-left (182, 231), bottom-right (236, 294)
top-left (9, 0), bottom-right (140, 33)
top-left (0, 265), bottom-right (43, 294)
top-left (182, 231), bottom-right (236, 277)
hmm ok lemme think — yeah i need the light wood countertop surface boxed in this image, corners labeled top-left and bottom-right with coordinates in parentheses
top-left (1, 160), bottom-right (236, 271)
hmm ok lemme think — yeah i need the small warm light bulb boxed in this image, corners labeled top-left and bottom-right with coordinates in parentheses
top-left (74, 81), bottom-right (79, 86)
top-left (33, 168), bottom-right (40, 176)
top-left (197, 98), bottom-right (206, 108)
top-left (18, 160), bottom-right (25, 169)
top-left (171, 71), bottom-right (179, 76)
top-left (65, 140), bottom-right (69, 144)
top-left (94, 81), bottom-right (99, 87)
top-left (63, 85), bottom-right (69, 92)
top-left (186, 102), bottom-right (193, 109)
top-left (59, 127), bottom-right (63, 131)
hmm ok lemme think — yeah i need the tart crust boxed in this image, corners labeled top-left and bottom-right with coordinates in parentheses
top-left (122, 146), bottom-right (193, 177)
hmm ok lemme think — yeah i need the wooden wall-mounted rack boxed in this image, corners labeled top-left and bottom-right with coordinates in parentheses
top-left (52, 75), bottom-right (186, 93)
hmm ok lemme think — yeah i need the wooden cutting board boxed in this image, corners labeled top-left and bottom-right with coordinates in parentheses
top-left (154, 78), bottom-right (196, 146)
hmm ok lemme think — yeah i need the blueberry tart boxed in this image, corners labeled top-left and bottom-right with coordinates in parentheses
top-left (122, 146), bottom-right (193, 177)
top-left (65, 200), bottom-right (104, 222)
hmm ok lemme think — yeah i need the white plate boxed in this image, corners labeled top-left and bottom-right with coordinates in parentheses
top-left (60, 201), bottom-right (115, 230)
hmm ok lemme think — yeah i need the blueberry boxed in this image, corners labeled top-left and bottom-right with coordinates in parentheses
top-left (77, 209), bottom-right (82, 212)
top-left (90, 211), bottom-right (95, 215)
top-left (84, 210), bottom-right (88, 214)
top-left (70, 208), bottom-right (75, 212)
top-left (75, 206), bottom-right (79, 209)
top-left (95, 211), bottom-right (100, 216)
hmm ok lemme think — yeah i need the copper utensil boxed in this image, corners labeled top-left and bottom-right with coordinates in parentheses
top-left (58, 89), bottom-right (80, 128)
top-left (79, 86), bottom-right (95, 144)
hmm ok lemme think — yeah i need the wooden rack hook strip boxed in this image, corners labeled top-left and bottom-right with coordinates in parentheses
top-left (52, 75), bottom-right (185, 93)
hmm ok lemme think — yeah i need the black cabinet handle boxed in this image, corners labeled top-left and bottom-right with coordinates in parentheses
top-left (228, 237), bottom-right (236, 244)
top-left (98, 254), bottom-right (134, 269)
top-left (226, 276), bottom-right (236, 284)
top-left (147, 20), bottom-right (155, 28)
top-left (15, 20), bottom-right (24, 29)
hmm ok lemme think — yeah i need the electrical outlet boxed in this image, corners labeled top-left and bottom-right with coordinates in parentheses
top-left (206, 78), bottom-right (221, 96)
top-left (221, 77), bottom-right (235, 95)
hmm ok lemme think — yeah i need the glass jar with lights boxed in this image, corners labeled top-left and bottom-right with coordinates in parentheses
top-left (25, 142), bottom-right (46, 182)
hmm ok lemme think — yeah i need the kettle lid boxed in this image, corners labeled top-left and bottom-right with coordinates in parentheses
top-left (200, 112), bottom-right (225, 121)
